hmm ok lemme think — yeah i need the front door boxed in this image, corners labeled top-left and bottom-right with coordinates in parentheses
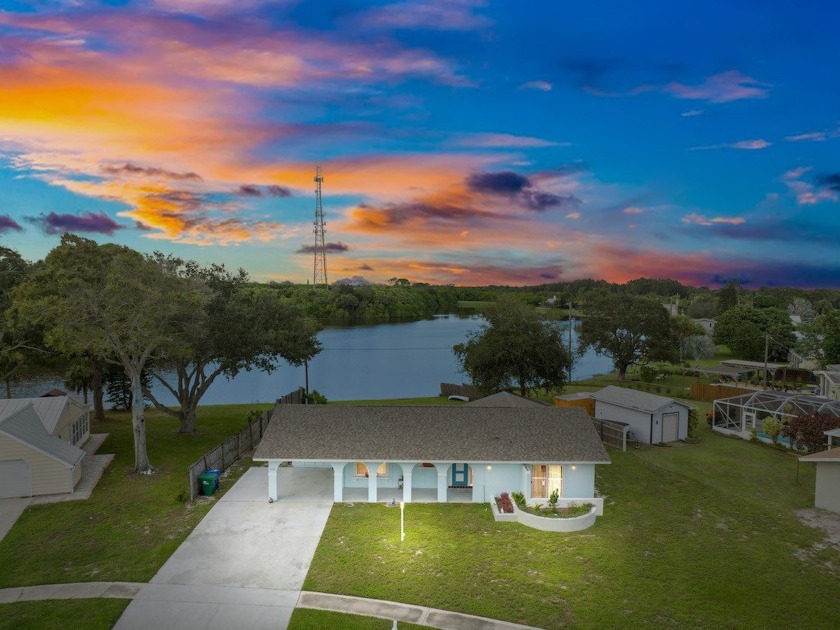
top-left (451, 463), bottom-right (470, 487)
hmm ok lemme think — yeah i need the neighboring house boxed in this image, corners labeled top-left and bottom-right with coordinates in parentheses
top-left (591, 386), bottom-right (691, 444)
top-left (0, 396), bottom-right (90, 448)
top-left (253, 396), bottom-right (610, 507)
top-left (815, 365), bottom-right (840, 401)
top-left (554, 392), bottom-right (596, 417)
top-left (0, 404), bottom-right (86, 498)
top-left (799, 447), bottom-right (840, 514)
top-left (691, 318), bottom-right (716, 335)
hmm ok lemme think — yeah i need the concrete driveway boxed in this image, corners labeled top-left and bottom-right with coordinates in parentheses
top-left (0, 498), bottom-right (29, 543)
top-left (115, 467), bottom-right (333, 630)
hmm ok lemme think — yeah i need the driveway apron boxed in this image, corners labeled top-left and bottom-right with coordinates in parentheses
top-left (114, 467), bottom-right (333, 630)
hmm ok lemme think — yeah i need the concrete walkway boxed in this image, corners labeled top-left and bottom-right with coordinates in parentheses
top-left (0, 498), bottom-right (29, 543)
top-left (0, 582), bottom-right (144, 604)
top-left (298, 592), bottom-right (544, 630)
top-left (114, 467), bottom-right (333, 630)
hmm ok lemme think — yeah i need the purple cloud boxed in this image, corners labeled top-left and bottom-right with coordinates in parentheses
top-left (101, 163), bottom-right (203, 182)
top-left (467, 171), bottom-right (531, 195)
top-left (266, 185), bottom-right (292, 197)
top-left (0, 215), bottom-right (23, 233)
top-left (238, 185), bottom-right (262, 197)
top-left (296, 241), bottom-right (351, 254)
top-left (27, 212), bottom-right (125, 235)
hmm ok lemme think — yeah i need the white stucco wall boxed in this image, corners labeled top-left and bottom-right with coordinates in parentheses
top-left (562, 464), bottom-right (595, 498)
top-left (814, 462), bottom-right (840, 513)
top-left (471, 463), bottom-right (523, 503)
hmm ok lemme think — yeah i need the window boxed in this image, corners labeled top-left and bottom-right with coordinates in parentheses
top-left (530, 464), bottom-right (562, 498)
top-left (355, 462), bottom-right (387, 477)
top-left (70, 414), bottom-right (89, 446)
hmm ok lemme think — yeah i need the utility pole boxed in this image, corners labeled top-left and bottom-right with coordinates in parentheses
top-left (763, 333), bottom-right (769, 389)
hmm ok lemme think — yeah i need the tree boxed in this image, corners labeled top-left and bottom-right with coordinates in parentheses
top-left (682, 335), bottom-right (715, 366)
top-left (454, 297), bottom-right (570, 396)
top-left (717, 281), bottom-right (741, 313)
top-left (64, 357), bottom-right (94, 404)
top-left (0, 247), bottom-right (37, 396)
top-left (143, 258), bottom-right (322, 433)
top-left (686, 296), bottom-right (717, 319)
top-left (781, 412), bottom-right (840, 453)
top-left (672, 315), bottom-right (706, 364)
top-left (713, 306), bottom-right (795, 362)
top-left (9, 235), bottom-right (203, 473)
top-left (788, 298), bottom-right (816, 323)
top-left (578, 292), bottom-right (673, 379)
top-left (823, 310), bottom-right (840, 365)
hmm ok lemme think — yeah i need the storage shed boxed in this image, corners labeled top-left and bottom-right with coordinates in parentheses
top-left (799, 448), bottom-right (840, 513)
top-left (0, 404), bottom-right (85, 498)
top-left (554, 392), bottom-right (596, 417)
top-left (592, 386), bottom-right (691, 444)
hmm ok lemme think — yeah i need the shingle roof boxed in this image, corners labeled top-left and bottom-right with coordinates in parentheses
top-left (465, 391), bottom-right (548, 407)
top-left (0, 396), bottom-right (86, 434)
top-left (0, 405), bottom-right (85, 467)
top-left (254, 405), bottom-right (610, 464)
top-left (592, 385), bottom-right (690, 414)
top-left (799, 447), bottom-right (840, 462)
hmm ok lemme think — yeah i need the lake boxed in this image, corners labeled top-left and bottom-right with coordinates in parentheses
top-left (12, 315), bottom-right (613, 403)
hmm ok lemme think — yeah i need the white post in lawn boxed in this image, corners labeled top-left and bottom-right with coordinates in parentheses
top-left (330, 462), bottom-right (345, 502)
top-left (365, 462), bottom-right (380, 502)
top-left (268, 461), bottom-right (279, 501)
top-left (435, 464), bottom-right (448, 502)
top-left (399, 463), bottom-right (414, 503)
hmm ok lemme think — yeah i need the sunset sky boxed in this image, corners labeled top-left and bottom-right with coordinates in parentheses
top-left (1, 0), bottom-right (839, 287)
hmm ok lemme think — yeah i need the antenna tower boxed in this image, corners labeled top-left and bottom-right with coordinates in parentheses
top-left (312, 164), bottom-right (328, 286)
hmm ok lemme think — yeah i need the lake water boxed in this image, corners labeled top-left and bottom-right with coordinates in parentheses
top-left (13, 315), bottom-right (613, 403)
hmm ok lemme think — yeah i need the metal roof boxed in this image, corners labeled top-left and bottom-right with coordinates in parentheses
top-left (0, 396), bottom-right (86, 434)
top-left (254, 405), bottom-right (611, 464)
top-left (0, 405), bottom-right (85, 467)
top-left (591, 385), bottom-right (690, 414)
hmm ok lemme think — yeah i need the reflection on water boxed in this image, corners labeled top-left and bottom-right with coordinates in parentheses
top-left (11, 315), bottom-right (612, 403)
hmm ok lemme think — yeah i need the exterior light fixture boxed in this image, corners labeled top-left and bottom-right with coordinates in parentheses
top-left (571, 465), bottom-right (577, 471)
top-left (400, 501), bottom-right (405, 541)
top-left (486, 465), bottom-right (492, 471)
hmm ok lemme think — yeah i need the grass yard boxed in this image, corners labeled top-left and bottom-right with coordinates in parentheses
top-left (303, 425), bottom-right (840, 629)
top-left (0, 599), bottom-right (129, 630)
top-left (288, 609), bottom-right (425, 629)
top-left (0, 403), bottom-right (271, 588)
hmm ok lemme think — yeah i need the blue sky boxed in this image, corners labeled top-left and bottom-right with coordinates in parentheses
top-left (1, 0), bottom-right (839, 286)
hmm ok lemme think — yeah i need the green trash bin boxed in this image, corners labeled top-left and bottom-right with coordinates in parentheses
top-left (199, 472), bottom-right (218, 496)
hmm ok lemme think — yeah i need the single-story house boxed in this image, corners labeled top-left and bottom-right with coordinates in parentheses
top-left (799, 447), bottom-right (840, 513)
top-left (815, 365), bottom-right (840, 401)
top-left (0, 396), bottom-right (90, 499)
top-left (692, 318), bottom-right (716, 335)
top-left (591, 386), bottom-right (691, 444)
top-left (0, 395), bottom-right (91, 448)
top-left (253, 397), bottom-right (610, 506)
top-left (0, 404), bottom-right (86, 498)
top-left (554, 392), bottom-right (596, 416)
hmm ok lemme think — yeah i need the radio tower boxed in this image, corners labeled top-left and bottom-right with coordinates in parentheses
top-left (312, 164), bottom-right (328, 286)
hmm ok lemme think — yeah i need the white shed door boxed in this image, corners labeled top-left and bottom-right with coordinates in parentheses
top-left (662, 413), bottom-right (679, 443)
top-left (0, 459), bottom-right (31, 498)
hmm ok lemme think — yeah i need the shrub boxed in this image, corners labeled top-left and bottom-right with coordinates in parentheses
top-left (639, 364), bottom-right (658, 383)
top-left (781, 412), bottom-right (840, 453)
top-left (305, 389), bottom-right (328, 404)
top-left (705, 409), bottom-right (714, 427)
top-left (688, 409), bottom-right (700, 439)
top-left (510, 491), bottom-right (526, 509)
top-left (496, 493), bottom-right (514, 514)
top-left (762, 416), bottom-right (782, 445)
top-left (548, 488), bottom-right (559, 507)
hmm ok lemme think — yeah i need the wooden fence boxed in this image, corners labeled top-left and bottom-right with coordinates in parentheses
top-left (591, 418), bottom-right (629, 451)
top-left (440, 382), bottom-right (479, 399)
top-left (690, 382), bottom-right (752, 402)
top-left (187, 387), bottom-right (304, 501)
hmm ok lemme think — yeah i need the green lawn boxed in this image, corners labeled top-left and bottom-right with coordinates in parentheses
top-left (0, 403), bottom-right (270, 588)
top-left (288, 609), bottom-right (425, 629)
top-left (0, 599), bottom-right (129, 630)
top-left (303, 426), bottom-right (840, 629)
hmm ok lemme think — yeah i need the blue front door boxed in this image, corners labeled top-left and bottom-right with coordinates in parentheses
top-left (452, 463), bottom-right (470, 487)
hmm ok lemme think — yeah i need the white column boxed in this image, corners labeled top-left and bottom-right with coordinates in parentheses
top-left (435, 463), bottom-right (449, 502)
top-left (399, 463), bottom-right (414, 503)
top-left (330, 462), bottom-right (345, 502)
top-left (365, 462), bottom-right (380, 502)
top-left (268, 461), bottom-right (279, 501)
